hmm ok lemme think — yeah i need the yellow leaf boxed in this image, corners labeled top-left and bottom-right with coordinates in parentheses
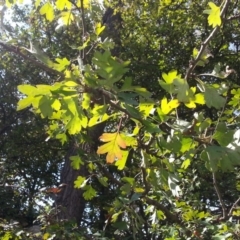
top-left (99, 133), bottom-right (117, 142)
top-left (162, 70), bottom-right (181, 84)
top-left (77, 0), bottom-right (90, 8)
top-left (95, 22), bottom-right (105, 36)
top-left (194, 93), bottom-right (205, 104)
top-left (51, 99), bottom-right (61, 111)
top-left (40, 2), bottom-right (55, 22)
top-left (59, 11), bottom-right (74, 25)
top-left (56, 0), bottom-right (72, 10)
top-left (43, 233), bottom-right (50, 240)
top-left (204, 2), bottom-right (221, 28)
top-left (97, 132), bottom-right (127, 163)
top-left (185, 101), bottom-right (196, 109)
top-left (116, 134), bottom-right (127, 148)
top-left (6, 0), bottom-right (16, 7)
top-left (35, 0), bottom-right (41, 8)
top-left (161, 97), bottom-right (179, 114)
top-left (168, 99), bottom-right (180, 109)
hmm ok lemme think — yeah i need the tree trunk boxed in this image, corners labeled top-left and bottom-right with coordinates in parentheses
top-left (56, 124), bottom-right (105, 225)
top-left (55, 143), bottom-right (87, 224)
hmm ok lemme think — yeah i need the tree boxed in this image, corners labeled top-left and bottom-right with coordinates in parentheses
top-left (1, 0), bottom-right (240, 239)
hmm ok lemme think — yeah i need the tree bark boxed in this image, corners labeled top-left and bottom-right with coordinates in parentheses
top-left (55, 124), bottom-right (105, 225)
top-left (55, 143), bottom-right (87, 224)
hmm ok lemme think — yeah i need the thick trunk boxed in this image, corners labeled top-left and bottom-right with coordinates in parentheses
top-left (56, 125), bottom-right (105, 224)
top-left (55, 144), bottom-right (87, 224)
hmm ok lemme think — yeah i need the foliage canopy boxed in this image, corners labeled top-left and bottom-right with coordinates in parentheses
top-left (0, 0), bottom-right (240, 239)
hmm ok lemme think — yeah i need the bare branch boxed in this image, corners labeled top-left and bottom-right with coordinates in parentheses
top-left (228, 197), bottom-right (240, 216)
top-left (144, 196), bottom-right (181, 224)
top-left (185, 0), bottom-right (230, 80)
top-left (227, 14), bottom-right (240, 21)
top-left (212, 172), bottom-right (227, 219)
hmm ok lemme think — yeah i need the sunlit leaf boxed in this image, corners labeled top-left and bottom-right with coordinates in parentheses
top-left (97, 132), bottom-right (127, 163)
top-left (74, 176), bottom-right (87, 188)
top-left (115, 150), bottom-right (129, 170)
top-left (40, 2), bottom-right (55, 22)
top-left (203, 2), bottom-right (221, 28)
top-left (56, 0), bottom-right (72, 10)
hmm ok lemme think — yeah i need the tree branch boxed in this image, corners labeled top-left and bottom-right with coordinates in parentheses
top-left (0, 41), bottom-right (64, 78)
top-left (185, 0), bottom-right (230, 80)
top-left (228, 197), bottom-right (240, 217)
top-left (212, 172), bottom-right (227, 219)
top-left (227, 14), bottom-right (240, 21)
top-left (144, 196), bottom-right (181, 224)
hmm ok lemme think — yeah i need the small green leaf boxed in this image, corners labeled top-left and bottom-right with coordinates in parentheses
top-left (67, 114), bottom-right (82, 134)
top-left (204, 85), bottom-right (226, 109)
top-left (83, 185), bottom-right (97, 200)
top-left (115, 150), bottom-right (129, 170)
top-left (39, 96), bottom-right (53, 118)
top-left (18, 85), bottom-right (37, 95)
top-left (74, 176), bottom-right (87, 188)
top-left (213, 122), bottom-right (234, 146)
top-left (97, 176), bottom-right (108, 187)
top-left (54, 58), bottom-right (70, 71)
top-left (82, 93), bottom-right (91, 109)
top-left (70, 155), bottom-right (84, 170)
top-left (181, 159), bottom-right (191, 169)
top-left (17, 96), bottom-right (34, 110)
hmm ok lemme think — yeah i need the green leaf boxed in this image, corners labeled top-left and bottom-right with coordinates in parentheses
top-left (180, 138), bottom-right (193, 153)
top-left (83, 185), bottom-right (97, 200)
top-left (82, 93), bottom-right (91, 109)
top-left (115, 150), bottom-right (129, 170)
top-left (201, 146), bottom-right (240, 172)
top-left (18, 85), bottom-right (37, 95)
top-left (66, 114), bottom-right (82, 134)
top-left (88, 105), bottom-right (110, 127)
top-left (70, 155), bottom-right (84, 170)
top-left (39, 96), bottom-right (53, 118)
top-left (97, 176), bottom-right (108, 187)
top-left (181, 159), bottom-right (191, 169)
top-left (213, 122), bottom-right (234, 146)
top-left (17, 96), bottom-right (34, 110)
top-left (204, 85), bottom-right (226, 109)
top-left (173, 77), bottom-right (190, 102)
top-left (74, 176), bottom-right (87, 188)
top-left (54, 58), bottom-right (70, 72)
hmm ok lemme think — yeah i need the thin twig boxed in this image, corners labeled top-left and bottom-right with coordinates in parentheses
top-left (144, 197), bottom-right (181, 223)
top-left (228, 197), bottom-right (240, 216)
top-left (227, 14), bottom-right (240, 21)
top-left (185, 0), bottom-right (230, 80)
top-left (80, 0), bottom-right (86, 60)
top-left (212, 172), bottom-right (227, 219)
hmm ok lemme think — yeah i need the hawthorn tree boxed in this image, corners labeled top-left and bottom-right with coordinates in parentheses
top-left (1, 0), bottom-right (240, 239)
